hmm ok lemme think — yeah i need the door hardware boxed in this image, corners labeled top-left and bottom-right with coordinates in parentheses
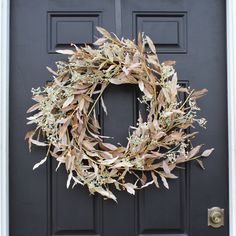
top-left (208, 207), bottom-right (224, 228)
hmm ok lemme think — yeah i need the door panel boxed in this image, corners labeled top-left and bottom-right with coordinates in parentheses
top-left (50, 164), bottom-right (101, 235)
top-left (47, 11), bottom-right (103, 53)
top-left (10, 0), bottom-right (228, 236)
top-left (133, 12), bottom-right (187, 54)
top-left (122, 1), bottom-right (228, 235)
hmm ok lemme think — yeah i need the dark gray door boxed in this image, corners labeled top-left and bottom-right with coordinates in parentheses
top-left (10, 0), bottom-right (228, 235)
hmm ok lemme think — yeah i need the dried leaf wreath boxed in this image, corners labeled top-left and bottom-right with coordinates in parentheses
top-left (26, 27), bottom-right (214, 202)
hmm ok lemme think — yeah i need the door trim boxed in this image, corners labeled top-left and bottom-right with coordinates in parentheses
top-left (0, 1), bottom-right (235, 235)
top-left (226, 0), bottom-right (236, 235)
top-left (0, 0), bottom-right (10, 236)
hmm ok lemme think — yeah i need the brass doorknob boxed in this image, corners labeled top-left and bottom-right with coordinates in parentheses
top-left (210, 211), bottom-right (222, 224)
top-left (208, 207), bottom-right (224, 228)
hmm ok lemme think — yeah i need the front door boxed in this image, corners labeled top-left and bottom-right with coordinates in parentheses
top-left (10, 0), bottom-right (228, 235)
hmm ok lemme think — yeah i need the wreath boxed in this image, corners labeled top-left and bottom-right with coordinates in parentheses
top-left (26, 27), bottom-right (213, 201)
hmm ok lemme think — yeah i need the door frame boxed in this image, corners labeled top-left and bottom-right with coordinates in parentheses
top-left (226, 0), bottom-right (236, 235)
top-left (0, 0), bottom-right (235, 235)
top-left (0, 0), bottom-right (10, 235)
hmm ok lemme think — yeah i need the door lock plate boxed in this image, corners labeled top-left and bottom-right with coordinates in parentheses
top-left (208, 207), bottom-right (224, 228)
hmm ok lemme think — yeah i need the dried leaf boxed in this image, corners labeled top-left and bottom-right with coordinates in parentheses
top-left (100, 151), bottom-right (114, 159)
top-left (146, 36), bottom-right (156, 54)
top-left (46, 66), bottom-right (58, 76)
top-left (95, 186), bottom-right (117, 202)
top-left (138, 80), bottom-right (144, 92)
top-left (140, 172), bottom-right (147, 185)
top-left (141, 180), bottom-right (154, 188)
top-left (161, 176), bottom-right (169, 189)
top-left (27, 103), bottom-right (40, 113)
top-left (196, 159), bottom-right (205, 170)
top-left (151, 171), bottom-right (160, 188)
top-left (188, 145), bottom-right (202, 159)
top-left (96, 27), bottom-right (111, 38)
top-left (201, 148), bottom-right (214, 157)
top-left (99, 156), bottom-right (119, 165)
top-left (93, 37), bottom-right (107, 46)
top-left (190, 89), bottom-right (208, 100)
top-left (162, 161), bottom-right (171, 174)
top-left (59, 119), bottom-right (70, 139)
top-left (161, 172), bottom-right (178, 179)
top-left (109, 78), bottom-right (124, 85)
top-left (72, 176), bottom-right (84, 187)
top-left (78, 98), bottom-right (85, 111)
top-left (124, 183), bottom-right (136, 195)
top-left (162, 60), bottom-right (176, 66)
top-left (33, 156), bottom-right (47, 170)
top-left (101, 96), bottom-right (107, 115)
top-left (62, 95), bottom-right (74, 108)
top-left (100, 142), bottom-right (117, 151)
top-left (56, 49), bottom-right (74, 55)
top-left (31, 139), bottom-right (48, 146)
top-left (66, 171), bottom-right (73, 188)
